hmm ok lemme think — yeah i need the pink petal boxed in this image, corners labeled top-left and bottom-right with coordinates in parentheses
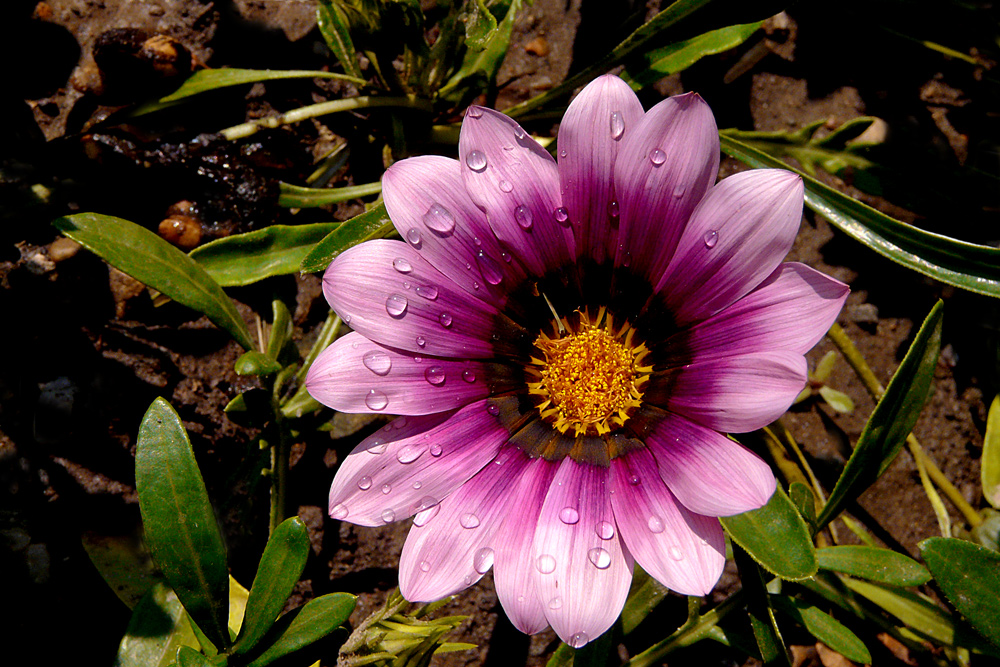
top-left (532, 458), bottom-right (633, 648)
top-left (655, 169), bottom-right (805, 326)
top-left (322, 239), bottom-right (529, 358)
top-left (609, 448), bottom-right (725, 595)
top-left (399, 446), bottom-right (531, 601)
top-left (327, 401), bottom-right (508, 526)
top-left (645, 409), bottom-right (776, 516)
top-left (306, 332), bottom-right (516, 416)
top-left (558, 74), bottom-right (645, 266)
top-left (613, 93), bottom-right (719, 288)
top-left (383, 156), bottom-right (528, 306)
top-left (648, 350), bottom-right (808, 433)
top-left (458, 107), bottom-right (576, 278)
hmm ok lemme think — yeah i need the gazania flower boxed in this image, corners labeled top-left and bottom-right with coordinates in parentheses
top-left (307, 75), bottom-right (848, 647)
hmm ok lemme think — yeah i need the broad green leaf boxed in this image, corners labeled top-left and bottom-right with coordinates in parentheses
top-left (788, 482), bottom-right (817, 529)
top-left (115, 583), bottom-right (200, 667)
top-left (229, 576), bottom-right (250, 635)
top-left (317, 0), bottom-right (364, 80)
top-left (621, 567), bottom-right (670, 635)
top-left (621, 21), bottom-right (762, 90)
top-left (463, 0), bottom-right (498, 50)
top-left (816, 301), bottom-right (943, 529)
top-left (82, 531), bottom-right (159, 608)
top-left (175, 647), bottom-right (214, 667)
top-left (299, 203), bottom-right (395, 273)
top-left (770, 596), bottom-right (871, 664)
top-left (54, 213), bottom-right (254, 350)
top-left (983, 396), bottom-right (1000, 508)
top-left (160, 69), bottom-right (366, 103)
top-left (734, 546), bottom-right (790, 665)
top-left (439, 0), bottom-right (521, 100)
top-left (278, 181), bottom-right (382, 208)
top-left (235, 351), bottom-right (282, 377)
top-left (232, 518), bottom-right (312, 656)
top-left (921, 537), bottom-right (1000, 648)
top-left (247, 593), bottom-right (356, 667)
top-left (841, 578), bottom-right (959, 646)
top-left (137, 398), bottom-right (230, 650)
top-left (190, 223), bottom-right (339, 287)
top-left (722, 485), bottom-right (817, 580)
top-left (817, 546), bottom-right (930, 586)
top-left (720, 135), bottom-right (1000, 298)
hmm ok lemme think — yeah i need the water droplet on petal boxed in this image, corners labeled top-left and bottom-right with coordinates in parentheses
top-left (385, 293), bottom-right (408, 317)
top-left (474, 547), bottom-right (494, 574)
top-left (623, 251), bottom-right (631, 267)
top-left (366, 440), bottom-right (387, 455)
top-left (412, 480), bottom-right (422, 489)
top-left (357, 476), bottom-right (373, 490)
top-left (466, 150), bottom-right (487, 172)
top-left (412, 503), bottom-right (440, 526)
top-left (647, 515), bottom-right (665, 533)
top-left (467, 106), bottom-right (483, 118)
top-left (381, 509), bottom-right (396, 523)
top-left (475, 250), bottom-right (503, 285)
top-left (668, 546), bottom-right (685, 561)
top-left (439, 312), bottom-right (453, 328)
top-left (703, 230), bottom-right (719, 248)
top-left (362, 350), bottom-right (392, 376)
top-left (569, 632), bottom-right (590, 648)
top-left (423, 203), bottom-right (456, 235)
top-left (554, 206), bottom-right (570, 224)
top-left (415, 336), bottom-right (426, 348)
top-left (381, 483), bottom-right (392, 495)
top-left (608, 200), bottom-right (619, 218)
top-left (548, 597), bottom-right (563, 610)
top-left (430, 444), bottom-right (443, 457)
top-left (649, 148), bottom-right (666, 166)
top-left (460, 513), bottom-right (481, 529)
top-left (396, 445), bottom-right (423, 464)
top-left (536, 554), bottom-right (556, 574)
top-left (365, 389), bottom-right (389, 411)
top-left (419, 560), bottom-right (431, 572)
top-left (514, 127), bottom-right (526, 140)
top-left (425, 366), bottom-right (445, 385)
top-left (628, 474), bottom-right (641, 486)
top-left (330, 503), bottom-right (348, 519)
top-left (610, 110), bottom-right (625, 140)
top-left (596, 521), bottom-right (615, 540)
top-left (393, 257), bottom-right (412, 273)
top-left (486, 403), bottom-right (500, 416)
top-left (588, 547), bottom-right (612, 569)
top-left (415, 284), bottom-right (439, 300)
top-left (514, 205), bottom-right (533, 230)
top-left (499, 179), bottom-right (513, 193)
top-left (462, 370), bottom-right (476, 383)
top-left (406, 228), bottom-right (422, 246)
top-left (558, 507), bottom-right (580, 525)
top-left (501, 251), bottom-right (511, 263)
top-left (673, 184), bottom-right (687, 199)
top-left (343, 313), bottom-right (351, 324)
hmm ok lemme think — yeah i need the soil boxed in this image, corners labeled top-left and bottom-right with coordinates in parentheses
top-left (1, 1), bottom-right (997, 666)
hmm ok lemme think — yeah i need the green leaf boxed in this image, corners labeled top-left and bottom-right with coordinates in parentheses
top-left (720, 134), bottom-right (1000, 299)
top-left (266, 300), bottom-right (293, 362)
top-left (54, 213), bottom-right (254, 350)
top-left (235, 351), bottom-right (282, 377)
top-left (921, 537), bottom-right (1000, 648)
top-left (278, 181), bottom-right (382, 208)
top-left (82, 531), bottom-right (159, 609)
top-left (439, 0), bottom-right (521, 101)
top-left (190, 223), bottom-right (340, 288)
top-left (299, 202), bottom-right (395, 273)
top-left (247, 593), bottom-right (356, 667)
top-left (621, 567), bottom-right (670, 635)
top-left (232, 518), bottom-right (311, 656)
top-left (841, 577), bottom-right (960, 646)
top-left (816, 301), bottom-right (943, 529)
top-left (175, 647), bottom-right (214, 667)
top-left (817, 546), bottom-right (931, 586)
top-left (136, 398), bottom-right (231, 650)
top-left (721, 485), bottom-right (817, 580)
top-left (770, 596), bottom-right (871, 664)
top-left (317, 0), bottom-right (364, 80)
top-left (115, 583), bottom-right (200, 667)
top-left (983, 396), bottom-right (1000, 508)
top-left (817, 386), bottom-right (855, 414)
top-left (788, 482), bottom-right (817, 529)
top-left (734, 545), bottom-right (790, 666)
top-left (160, 69), bottom-right (366, 103)
top-left (621, 21), bottom-right (762, 90)
top-left (463, 0), bottom-right (498, 50)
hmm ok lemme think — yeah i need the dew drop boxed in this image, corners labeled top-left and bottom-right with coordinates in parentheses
top-left (501, 251), bottom-right (511, 263)
top-left (415, 336), bottom-right (426, 348)
top-left (588, 547), bottom-right (612, 570)
top-left (608, 200), bottom-right (619, 218)
top-left (703, 230), bottom-right (719, 248)
top-left (365, 389), bottom-right (389, 411)
top-left (343, 313), bottom-right (352, 324)
top-left (406, 228), bottom-right (422, 246)
top-left (415, 284), bottom-right (439, 300)
top-left (460, 513), bottom-right (481, 529)
top-left (366, 440), bottom-right (387, 455)
top-left (381, 509), bottom-right (396, 523)
top-left (475, 250), bottom-right (504, 285)
top-left (499, 179), bottom-right (514, 193)
top-left (558, 507), bottom-right (580, 525)
top-left (412, 480), bottom-right (422, 489)
top-left (514, 205), bottom-right (533, 230)
top-left (596, 521), bottom-right (615, 540)
top-left (439, 312), bottom-right (453, 328)
top-left (385, 293), bottom-right (408, 317)
top-left (486, 403), bottom-right (500, 416)
top-left (553, 206), bottom-right (570, 224)
top-left (467, 106), bottom-right (483, 118)
top-left (362, 350), bottom-right (392, 376)
top-left (381, 483), bottom-right (392, 495)
top-left (357, 476), bottom-right (373, 490)
top-left (392, 257), bottom-right (412, 273)
top-left (628, 474), bottom-right (641, 486)
top-left (649, 148), bottom-right (666, 166)
top-left (423, 203), bottom-right (456, 235)
top-left (610, 110), bottom-right (625, 140)
top-left (474, 547), bottom-right (495, 574)
top-left (513, 126), bottom-right (526, 140)
top-left (424, 366), bottom-right (447, 387)
top-left (548, 597), bottom-right (563, 610)
top-left (396, 445), bottom-right (423, 464)
top-left (419, 560), bottom-right (431, 572)
top-left (668, 546), bottom-right (685, 561)
top-left (430, 444), bottom-right (443, 457)
top-left (569, 632), bottom-right (590, 648)
top-left (647, 515), bottom-right (665, 534)
top-left (466, 150), bottom-right (487, 172)
top-left (412, 499), bottom-right (440, 526)
top-left (536, 554), bottom-right (556, 574)
top-left (673, 184), bottom-right (687, 199)
top-left (462, 370), bottom-right (476, 383)
top-left (622, 251), bottom-right (631, 267)
top-left (330, 503), bottom-right (348, 519)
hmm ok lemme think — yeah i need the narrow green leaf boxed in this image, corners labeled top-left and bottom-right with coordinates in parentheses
top-left (232, 518), bottom-right (311, 656)
top-left (464, 0), bottom-right (498, 50)
top-left (278, 181), bottom-right (382, 208)
top-left (983, 396), bottom-right (1000, 508)
top-left (817, 301), bottom-right (943, 529)
top-left (734, 546), bottom-right (790, 666)
top-left (54, 213), bottom-right (253, 350)
top-left (720, 134), bottom-right (1000, 298)
top-left (160, 69), bottom-right (366, 103)
top-left (545, 643), bottom-right (574, 667)
top-left (235, 351), bottom-right (282, 377)
top-left (770, 596), bottom-right (871, 664)
top-left (266, 300), bottom-right (292, 362)
top-left (175, 647), bottom-right (214, 667)
top-left (921, 537), bottom-right (1000, 648)
top-left (317, 0), bottom-right (364, 80)
top-left (137, 398), bottom-right (230, 650)
top-left (247, 593), bottom-right (356, 667)
top-left (817, 546), bottom-right (930, 586)
top-left (190, 223), bottom-right (339, 288)
top-left (722, 485), bottom-right (817, 580)
top-left (439, 0), bottom-right (521, 100)
top-left (115, 583), bottom-right (200, 667)
top-left (299, 203), bottom-right (395, 274)
top-left (817, 386), bottom-right (855, 414)
top-left (841, 578), bottom-right (959, 646)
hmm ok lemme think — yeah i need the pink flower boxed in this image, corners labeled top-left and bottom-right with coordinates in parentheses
top-left (307, 75), bottom-right (848, 647)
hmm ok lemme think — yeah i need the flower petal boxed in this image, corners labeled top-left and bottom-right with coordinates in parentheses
top-left (609, 448), bottom-right (725, 595)
top-left (383, 155), bottom-right (528, 307)
top-left (532, 458), bottom-right (633, 647)
top-left (459, 107), bottom-right (576, 278)
top-left (327, 401), bottom-right (508, 526)
top-left (654, 169), bottom-right (805, 326)
top-left (558, 74), bottom-right (645, 267)
top-left (644, 408), bottom-right (776, 516)
top-left (306, 332), bottom-right (518, 416)
top-left (613, 93), bottom-right (719, 291)
top-left (399, 446), bottom-right (531, 601)
top-left (322, 239), bottom-right (530, 358)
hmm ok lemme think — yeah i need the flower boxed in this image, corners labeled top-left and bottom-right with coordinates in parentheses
top-left (306, 74), bottom-right (848, 647)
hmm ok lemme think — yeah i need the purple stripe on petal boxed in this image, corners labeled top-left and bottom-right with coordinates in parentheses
top-left (458, 107), bottom-right (576, 278)
top-left (383, 156), bottom-right (528, 305)
top-left (655, 169), bottom-right (805, 326)
top-left (327, 401), bottom-right (508, 526)
top-left (613, 93), bottom-right (719, 287)
top-left (558, 74), bottom-right (645, 266)
top-left (399, 446), bottom-right (531, 602)
top-left (610, 448), bottom-right (725, 595)
top-left (323, 239), bottom-right (529, 358)
top-left (532, 458), bottom-right (633, 648)
top-left (644, 408), bottom-right (776, 516)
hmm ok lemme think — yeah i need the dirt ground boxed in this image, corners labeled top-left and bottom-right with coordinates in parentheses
top-left (1, 0), bottom-right (997, 665)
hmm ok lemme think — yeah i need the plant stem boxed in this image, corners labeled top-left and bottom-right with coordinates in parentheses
top-left (625, 592), bottom-right (743, 667)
